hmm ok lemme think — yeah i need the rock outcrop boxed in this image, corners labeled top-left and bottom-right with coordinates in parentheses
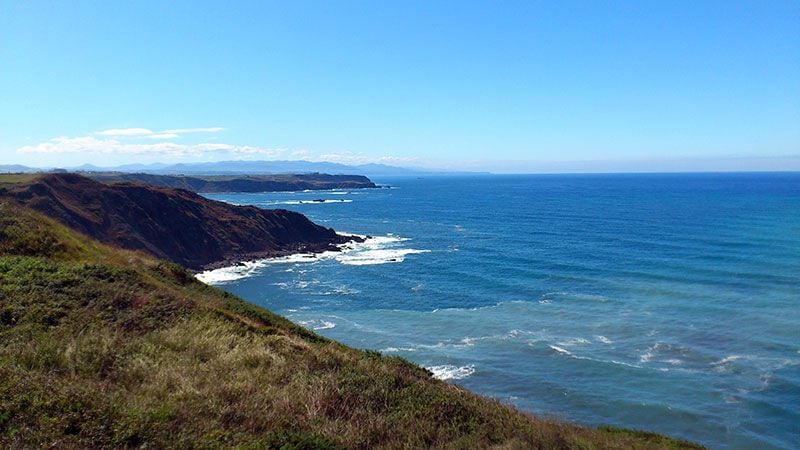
top-left (0, 173), bottom-right (356, 270)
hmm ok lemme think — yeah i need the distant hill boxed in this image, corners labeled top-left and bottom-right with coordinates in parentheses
top-left (0, 164), bottom-right (38, 173)
top-left (67, 160), bottom-right (427, 176)
top-left (0, 160), bottom-right (483, 177)
top-left (87, 172), bottom-right (378, 193)
top-left (151, 160), bottom-right (427, 176)
top-left (0, 173), bottom-right (354, 270)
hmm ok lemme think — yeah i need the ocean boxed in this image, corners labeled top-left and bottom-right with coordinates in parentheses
top-left (199, 173), bottom-right (799, 449)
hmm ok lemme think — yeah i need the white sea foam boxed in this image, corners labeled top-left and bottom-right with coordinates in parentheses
top-left (427, 364), bottom-right (476, 380)
top-left (380, 347), bottom-right (418, 353)
top-left (429, 300), bottom-right (528, 314)
top-left (299, 319), bottom-right (336, 331)
top-left (195, 252), bottom-right (340, 284)
top-left (338, 234), bottom-right (411, 246)
top-left (540, 291), bottom-right (610, 303)
top-left (194, 260), bottom-right (268, 284)
top-left (316, 320), bottom-right (336, 330)
top-left (274, 199), bottom-right (353, 205)
top-left (549, 345), bottom-right (573, 355)
top-left (318, 285), bottom-right (360, 296)
top-left (560, 338), bottom-right (592, 346)
top-left (334, 234), bottom-right (428, 265)
top-left (196, 233), bottom-right (429, 284)
top-left (711, 355), bottom-right (742, 366)
top-left (610, 359), bottom-right (644, 369)
top-left (549, 344), bottom-right (646, 370)
top-left (336, 248), bottom-right (430, 266)
top-left (595, 335), bottom-right (613, 344)
top-left (639, 342), bottom-right (676, 364)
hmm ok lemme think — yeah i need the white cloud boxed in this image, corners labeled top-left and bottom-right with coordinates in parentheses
top-left (16, 129), bottom-right (414, 166)
top-left (94, 126), bottom-right (224, 139)
top-left (289, 149), bottom-right (311, 159)
top-left (96, 128), bottom-right (154, 136)
top-left (17, 135), bottom-right (286, 158)
top-left (161, 127), bottom-right (225, 134)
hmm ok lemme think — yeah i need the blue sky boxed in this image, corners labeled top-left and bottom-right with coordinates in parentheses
top-left (1, 1), bottom-right (798, 172)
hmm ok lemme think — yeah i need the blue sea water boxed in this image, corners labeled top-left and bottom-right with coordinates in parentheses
top-left (201, 173), bottom-right (800, 449)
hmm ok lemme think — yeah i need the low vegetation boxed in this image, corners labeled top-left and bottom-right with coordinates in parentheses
top-left (0, 200), bottom-right (703, 448)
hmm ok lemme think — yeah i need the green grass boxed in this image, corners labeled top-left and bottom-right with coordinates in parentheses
top-left (0, 203), bottom-right (705, 448)
top-left (0, 201), bottom-right (104, 260)
top-left (0, 173), bottom-right (40, 187)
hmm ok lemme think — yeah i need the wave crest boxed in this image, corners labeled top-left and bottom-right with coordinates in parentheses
top-left (427, 364), bottom-right (476, 380)
top-left (195, 233), bottom-right (430, 284)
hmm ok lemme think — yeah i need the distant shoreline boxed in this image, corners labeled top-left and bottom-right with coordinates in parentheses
top-left (86, 172), bottom-right (379, 193)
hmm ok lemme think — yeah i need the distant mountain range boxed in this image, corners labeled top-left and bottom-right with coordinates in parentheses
top-left (0, 164), bottom-right (36, 173)
top-left (0, 160), bottom-right (481, 177)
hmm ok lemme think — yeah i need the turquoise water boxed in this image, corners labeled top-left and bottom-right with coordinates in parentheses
top-left (201, 173), bottom-right (800, 449)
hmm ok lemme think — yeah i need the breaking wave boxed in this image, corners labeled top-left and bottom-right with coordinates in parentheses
top-left (298, 319), bottom-right (336, 331)
top-left (275, 199), bottom-right (353, 205)
top-left (427, 364), bottom-right (476, 380)
top-left (195, 233), bottom-right (430, 284)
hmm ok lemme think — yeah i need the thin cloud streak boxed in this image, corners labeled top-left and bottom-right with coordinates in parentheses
top-left (16, 129), bottom-right (421, 166)
top-left (17, 136), bottom-right (285, 158)
top-left (94, 127), bottom-right (225, 139)
top-left (95, 128), bottom-right (154, 136)
top-left (162, 127), bottom-right (225, 134)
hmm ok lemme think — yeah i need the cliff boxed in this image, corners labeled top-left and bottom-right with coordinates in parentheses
top-left (0, 173), bottom-right (355, 270)
top-left (87, 172), bottom-right (378, 193)
top-left (0, 200), bottom-right (702, 449)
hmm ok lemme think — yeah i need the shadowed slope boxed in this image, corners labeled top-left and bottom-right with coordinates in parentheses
top-left (0, 173), bottom-right (354, 270)
top-left (87, 172), bottom-right (378, 193)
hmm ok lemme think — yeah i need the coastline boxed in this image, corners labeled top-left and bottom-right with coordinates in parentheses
top-left (195, 232), bottom-right (431, 284)
top-left (196, 232), bottom-right (366, 272)
top-left (198, 185), bottom-right (385, 195)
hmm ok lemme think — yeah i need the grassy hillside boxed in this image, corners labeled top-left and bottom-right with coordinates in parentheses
top-left (0, 201), bottom-right (703, 448)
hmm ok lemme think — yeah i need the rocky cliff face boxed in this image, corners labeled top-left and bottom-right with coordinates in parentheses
top-left (0, 173), bottom-right (356, 270)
